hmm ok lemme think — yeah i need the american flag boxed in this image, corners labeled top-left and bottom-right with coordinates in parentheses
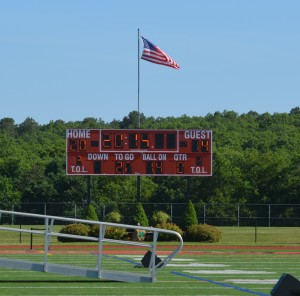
top-left (141, 36), bottom-right (180, 69)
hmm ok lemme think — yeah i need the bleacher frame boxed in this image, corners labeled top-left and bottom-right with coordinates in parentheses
top-left (0, 210), bottom-right (183, 283)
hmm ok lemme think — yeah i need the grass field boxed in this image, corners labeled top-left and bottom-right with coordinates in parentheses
top-left (2, 225), bottom-right (300, 245)
top-left (0, 226), bottom-right (300, 296)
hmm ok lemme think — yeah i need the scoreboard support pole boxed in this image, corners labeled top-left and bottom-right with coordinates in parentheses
top-left (137, 175), bottom-right (141, 201)
top-left (86, 176), bottom-right (91, 205)
top-left (185, 176), bottom-right (191, 201)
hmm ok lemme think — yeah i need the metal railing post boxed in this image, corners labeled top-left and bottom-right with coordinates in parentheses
top-left (97, 224), bottom-right (105, 278)
top-left (237, 204), bottom-right (240, 227)
top-left (268, 204), bottom-right (271, 227)
top-left (44, 218), bottom-right (49, 272)
top-left (102, 204), bottom-right (106, 221)
top-left (11, 205), bottom-right (14, 225)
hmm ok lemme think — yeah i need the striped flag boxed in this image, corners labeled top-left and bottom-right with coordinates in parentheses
top-left (141, 36), bottom-right (180, 69)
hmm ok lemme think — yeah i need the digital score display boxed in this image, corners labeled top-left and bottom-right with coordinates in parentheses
top-left (66, 129), bottom-right (212, 176)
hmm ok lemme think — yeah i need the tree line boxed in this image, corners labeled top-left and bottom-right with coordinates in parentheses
top-left (0, 108), bottom-right (299, 220)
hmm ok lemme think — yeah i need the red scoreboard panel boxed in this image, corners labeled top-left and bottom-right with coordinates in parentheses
top-left (66, 129), bottom-right (212, 176)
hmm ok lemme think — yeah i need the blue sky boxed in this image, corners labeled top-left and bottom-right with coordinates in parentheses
top-left (1, 0), bottom-right (299, 124)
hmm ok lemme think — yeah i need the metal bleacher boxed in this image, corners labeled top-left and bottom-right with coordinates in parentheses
top-left (0, 210), bottom-right (183, 283)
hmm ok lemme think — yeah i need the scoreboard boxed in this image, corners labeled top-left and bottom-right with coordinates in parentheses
top-left (66, 129), bottom-right (212, 176)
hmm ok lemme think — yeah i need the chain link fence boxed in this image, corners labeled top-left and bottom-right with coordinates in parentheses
top-left (1, 202), bottom-right (299, 227)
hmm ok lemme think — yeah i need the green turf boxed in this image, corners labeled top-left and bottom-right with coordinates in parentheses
top-left (0, 251), bottom-right (299, 295)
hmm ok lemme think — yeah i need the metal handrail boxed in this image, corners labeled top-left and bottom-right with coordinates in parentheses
top-left (0, 210), bottom-right (183, 283)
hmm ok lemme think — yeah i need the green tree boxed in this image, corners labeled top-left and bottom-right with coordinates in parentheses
top-left (0, 118), bottom-right (17, 137)
top-left (180, 200), bottom-right (198, 230)
top-left (0, 176), bottom-right (21, 208)
top-left (85, 203), bottom-right (98, 221)
top-left (0, 108), bottom-right (299, 219)
top-left (120, 111), bottom-right (146, 129)
top-left (132, 203), bottom-right (148, 226)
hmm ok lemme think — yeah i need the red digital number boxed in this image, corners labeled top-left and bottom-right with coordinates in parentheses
top-left (115, 134), bottom-right (123, 148)
top-left (115, 161), bottom-right (132, 174)
top-left (146, 161), bottom-right (163, 174)
top-left (201, 140), bottom-right (209, 152)
top-left (102, 134), bottom-right (111, 148)
top-left (79, 140), bottom-right (86, 151)
top-left (69, 139), bottom-right (77, 151)
top-left (176, 162), bottom-right (184, 174)
top-left (140, 133), bottom-right (150, 149)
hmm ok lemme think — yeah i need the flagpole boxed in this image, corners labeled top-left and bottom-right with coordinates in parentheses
top-left (137, 28), bottom-right (141, 202)
top-left (138, 28), bottom-right (140, 128)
